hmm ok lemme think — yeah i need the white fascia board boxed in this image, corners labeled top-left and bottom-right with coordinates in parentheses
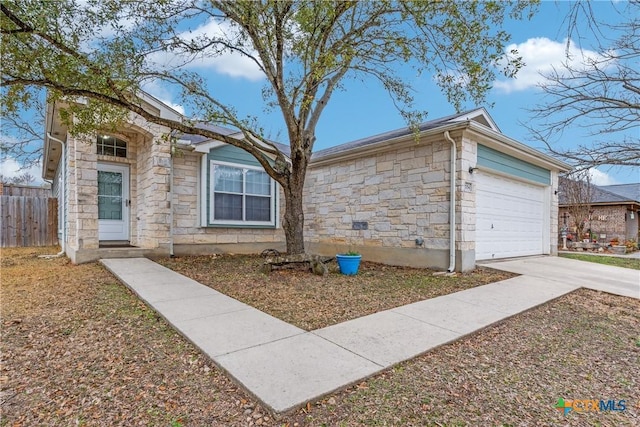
top-left (43, 102), bottom-right (68, 180)
top-left (136, 91), bottom-right (183, 121)
top-left (193, 138), bottom-right (283, 163)
top-left (193, 140), bottom-right (227, 153)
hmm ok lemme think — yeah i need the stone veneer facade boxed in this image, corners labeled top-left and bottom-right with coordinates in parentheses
top-left (64, 117), bottom-right (174, 263)
top-left (303, 128), bottom-right (560, 272)
top-left (303, 129), bottom-right (479, 271)
top-left (61, 116), bottom-right (560, 270)
top-left (62, 119), bottom-right (285, 263)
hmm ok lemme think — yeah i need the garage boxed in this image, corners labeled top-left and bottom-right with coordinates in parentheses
top-left (476, 170), bottom-right (547, 260)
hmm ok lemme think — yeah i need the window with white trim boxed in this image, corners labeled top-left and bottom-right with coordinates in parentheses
top-left (209, 161), bottom-right (276, 226)
top-left (97, 134), bottom-right (127, 158)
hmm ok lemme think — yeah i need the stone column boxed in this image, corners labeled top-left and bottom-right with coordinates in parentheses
top-left (67, 135), bottom-right (99, 252)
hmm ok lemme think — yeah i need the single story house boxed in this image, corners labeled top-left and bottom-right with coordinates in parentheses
top-left (43, 94), bottom-right (570, 271)
top-left (558, 182), bottom-right (640, 243)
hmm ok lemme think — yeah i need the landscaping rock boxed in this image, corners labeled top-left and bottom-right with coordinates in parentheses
top-left (611, 245), bottom-right (627, 255)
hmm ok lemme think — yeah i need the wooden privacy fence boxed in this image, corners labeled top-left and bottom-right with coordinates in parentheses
top-left (1, 196), bottom-right (58, 247)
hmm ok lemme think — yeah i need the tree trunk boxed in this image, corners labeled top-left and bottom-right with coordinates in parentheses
top-left (282, 181), bottom-right (305, 254)
top-left (281, 148), bottom-right (308, 254)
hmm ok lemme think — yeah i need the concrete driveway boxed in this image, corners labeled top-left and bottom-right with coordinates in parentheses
top-left (479, 256), bottom-right (639, 299)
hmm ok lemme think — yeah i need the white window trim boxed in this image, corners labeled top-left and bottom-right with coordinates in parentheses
top-left (200, 154), bottom-right (208, 227)
top-left (96, 134), bottom-right (128, 158)
top-left (208, 160), bottom-right (277, 227)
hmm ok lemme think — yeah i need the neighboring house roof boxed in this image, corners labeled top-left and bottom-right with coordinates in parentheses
top-left (599, 183), bottom-right (640, 202)
top-left (588, 185), bottom-right (632, 204)
top-left (559, 180), bottom-right (640, 206)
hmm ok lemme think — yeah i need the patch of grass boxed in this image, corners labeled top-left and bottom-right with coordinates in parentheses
top-left (157, 254), bottom-right (515, 330)
top-left (560, 252), bottom-right (640, 270)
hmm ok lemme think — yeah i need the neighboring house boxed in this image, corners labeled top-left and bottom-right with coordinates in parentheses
top-left (43, 95), bottom-right (570, 271)
top-left (558, 182), bottom-right (640, 243)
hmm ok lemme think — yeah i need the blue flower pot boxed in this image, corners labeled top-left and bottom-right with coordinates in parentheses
top-left (336, 254), bottom-right (362, 275)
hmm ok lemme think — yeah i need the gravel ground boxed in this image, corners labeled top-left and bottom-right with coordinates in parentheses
top-left (2, 247), bottom-right (638, 426)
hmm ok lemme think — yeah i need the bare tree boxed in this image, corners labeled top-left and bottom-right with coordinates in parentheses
top-left (559, 169), bottom-right (593, 243)
top-left (0, 102), bottom-right (45, 168)
top-left (0, 171), bottom-right (35, 185)
top-left (527, 0), bottom-right (640, 168)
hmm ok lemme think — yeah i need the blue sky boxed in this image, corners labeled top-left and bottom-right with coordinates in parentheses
top-left (2, 1), bottom-right (638, 185)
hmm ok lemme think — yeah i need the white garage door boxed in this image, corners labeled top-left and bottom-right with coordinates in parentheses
top-left (476, 171), bottom-right (546, 260)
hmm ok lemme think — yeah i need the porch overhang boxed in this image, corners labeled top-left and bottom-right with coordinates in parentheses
top-left (42, 101), bottom-right (68, 180)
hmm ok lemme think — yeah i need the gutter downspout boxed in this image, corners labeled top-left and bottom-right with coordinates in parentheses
top-left (169, 144), bottom-right (175, 257)
top-left (444, 131), bottom-right (456, 273)
top-left (46, 132), bottom-right (66, 257)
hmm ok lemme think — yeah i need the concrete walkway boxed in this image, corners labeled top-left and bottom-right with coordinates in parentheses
top-left (101, 256), bottom-right (638, 413)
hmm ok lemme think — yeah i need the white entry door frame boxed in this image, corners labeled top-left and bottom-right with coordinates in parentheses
top-left (97, 163), bottom-right (130, 241)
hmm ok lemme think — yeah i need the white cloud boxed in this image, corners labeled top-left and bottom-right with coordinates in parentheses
top-left (0, 157), bottom-right (44, 184)
top-left (148, 19), bottom-right (264, 82)
top-left (163, 100), bottom-right (185, 116)
top-left (74, 0), bottom-right (138, 51)
top-left (494, 37), bottom-right (610, 93)
top-left (140, 80), bottom-right (185, 115)
top-left (77, 4), bottom-right (263, 81)
top-left (589, 168), bottom-right (619, 186)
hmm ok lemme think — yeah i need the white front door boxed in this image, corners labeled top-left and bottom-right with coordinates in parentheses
top-left (98, 163), bottom-right (130, 241)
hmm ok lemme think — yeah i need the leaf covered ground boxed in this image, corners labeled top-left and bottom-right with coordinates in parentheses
top-left (156, 254), bottom-right (514, 330)
top-left (2, 247), bottom-right (638, 426)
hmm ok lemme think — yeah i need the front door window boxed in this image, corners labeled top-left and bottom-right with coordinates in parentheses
top-left (98, 171), bottom-right (123, 220)
top-left (97, 163), bottom-right (129, 241)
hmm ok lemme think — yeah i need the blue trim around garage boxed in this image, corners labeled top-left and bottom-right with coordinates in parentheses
top-left (477, 144), bottom-right (550, 185)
